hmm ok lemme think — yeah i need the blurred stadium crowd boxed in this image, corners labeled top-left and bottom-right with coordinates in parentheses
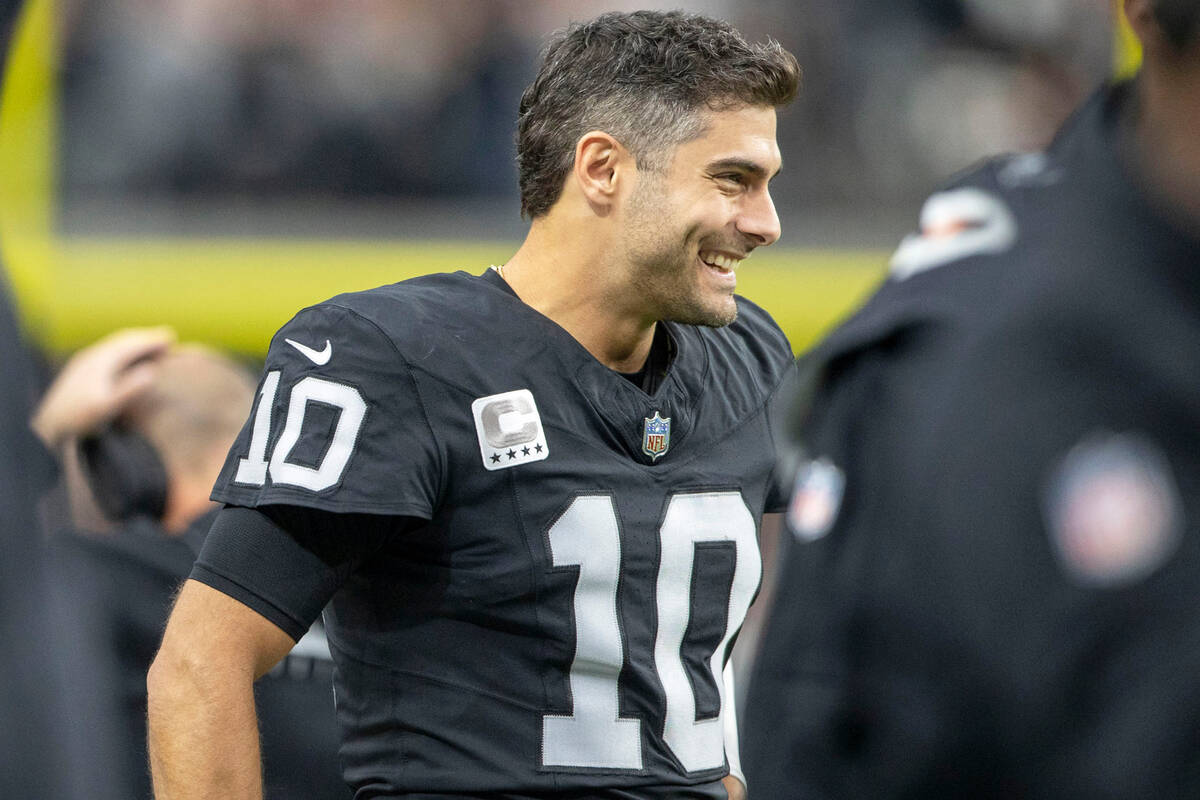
top-left (60, 0), bottom-right (1114, 244)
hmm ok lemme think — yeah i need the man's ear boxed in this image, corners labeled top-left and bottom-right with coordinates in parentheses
top-left (572, 131), bottom-right (630, 213)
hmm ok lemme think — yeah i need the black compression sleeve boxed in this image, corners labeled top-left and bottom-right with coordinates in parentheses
top-left (190, 504), bottom-right (411, 641)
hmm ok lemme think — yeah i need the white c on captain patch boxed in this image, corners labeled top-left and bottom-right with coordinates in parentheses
top-left (497, 409), bottom-right (533, 436)
top-left (472, 389), bottom-right (550, 472)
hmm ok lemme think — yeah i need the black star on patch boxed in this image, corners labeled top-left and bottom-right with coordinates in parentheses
top-left (490, 454), bottom-right (501, 464)
top-left (522, 446), bottom-right (531, 456)
top-left (507, 449), bottom-right (517, 460)
top-left (535, 443), bottom-right (544, 453)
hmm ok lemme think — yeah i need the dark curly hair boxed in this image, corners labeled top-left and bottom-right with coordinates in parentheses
top-left (516, 10), bottom-right (800, 219)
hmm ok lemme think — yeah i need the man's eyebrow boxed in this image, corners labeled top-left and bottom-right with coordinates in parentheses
top-left (706, 158), bottom-right (782, 181)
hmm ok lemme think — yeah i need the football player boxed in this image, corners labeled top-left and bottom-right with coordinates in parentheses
top-left (744, 1), bottom-right (1200, 797)
top-left (148, 11), bottom-right (800, 800)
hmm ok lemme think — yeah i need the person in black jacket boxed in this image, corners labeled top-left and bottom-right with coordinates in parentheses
top-left (0, 278), bottom-right (67, 796)
top-left (744, 1), bottom-right (1200, 798)
top-left (0, 0), bottom-right (77, 793)
top-left (34, 331), bottom-right (348, 799)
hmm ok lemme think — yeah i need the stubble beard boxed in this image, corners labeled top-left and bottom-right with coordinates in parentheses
top-left (623, 182), bottom-right (738, 329)
top-left (632, 246), bottom-right (738, 328)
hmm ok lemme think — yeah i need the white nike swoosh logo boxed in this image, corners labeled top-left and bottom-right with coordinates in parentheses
top-left (285, 338), bottom-right (332, 365)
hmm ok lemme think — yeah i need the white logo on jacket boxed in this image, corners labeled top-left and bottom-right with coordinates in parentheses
top-left (889, 187), bottom-right (1017, 280)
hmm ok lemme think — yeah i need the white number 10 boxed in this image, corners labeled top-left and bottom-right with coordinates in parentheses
top-left (234, 370), bottom-right (367, 491)
top-left (543, 491), bottom-right (760, 773)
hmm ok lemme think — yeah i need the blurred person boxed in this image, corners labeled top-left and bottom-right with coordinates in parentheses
top-left (0, 280), bottom-right (67, 797)
top-left (744, 0), bottom-right (1200, 797)
top-left (0, 0), bottom-right (81, 793)
top-left (148, 10), bottom-right (799, 800)
top-left (34, 330), bottom-right (347, 800)
top-left (32, 327), bottom-right (177, 533)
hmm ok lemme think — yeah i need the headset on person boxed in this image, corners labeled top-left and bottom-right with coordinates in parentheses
top-left (78, 425), bottom-right (169, 523)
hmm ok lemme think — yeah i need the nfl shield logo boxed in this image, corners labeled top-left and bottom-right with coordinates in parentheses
top-left (1044, 431), bottom-right (1182, 587)
top-left (642, 412), bottom-right (671, 460)
top-left (787, 457), bottom-right (845, 542)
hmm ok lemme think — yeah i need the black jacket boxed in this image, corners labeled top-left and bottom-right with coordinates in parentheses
top-left (745, 82), bottom-right (1200, 800)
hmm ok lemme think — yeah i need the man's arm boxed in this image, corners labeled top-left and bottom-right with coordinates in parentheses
top-left (147, 579), bottom-right (296, 800)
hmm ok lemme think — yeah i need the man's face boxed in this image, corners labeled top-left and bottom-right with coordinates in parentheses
top-left (621, 105), bottom-right (783, 327)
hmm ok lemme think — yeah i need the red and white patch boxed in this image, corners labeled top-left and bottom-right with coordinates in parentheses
top-left (889, 187), bottom-right (1017, 280)
top-left (1044, 432), bottom-right (1183, 588)
top-left (787, 457), bottom-right (845, 543)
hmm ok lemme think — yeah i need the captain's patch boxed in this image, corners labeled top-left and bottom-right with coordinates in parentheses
top-left (472, 389), bottom-right (550, 471)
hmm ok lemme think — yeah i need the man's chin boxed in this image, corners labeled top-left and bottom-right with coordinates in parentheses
top-left (665, 298), bottom-right (738, 328)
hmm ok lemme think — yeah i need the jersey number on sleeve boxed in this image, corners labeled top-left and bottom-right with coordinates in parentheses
top-left (543, 491), bottom-right (759, 773)
top-left (233, 370), bottom-right (367, 491)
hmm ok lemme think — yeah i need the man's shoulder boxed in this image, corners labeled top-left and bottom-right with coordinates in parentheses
top-left (272, 270), bottom-right (513, 369)
top-left (881, 149), bottom-right (1063, 286)
top-left (790, 152), bottom-right (1067, 451)
top-left (317, 270), bottom-right (495, 338)
top-left (810, 131), bottom-right (1108, 372)
top-left (324, 270), bottom-right (485, 315)
top-left (882, 85), bottom-right (1132, 294)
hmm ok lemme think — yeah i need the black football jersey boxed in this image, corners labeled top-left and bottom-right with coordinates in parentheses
top-left (198, 269), bottom-right (794, 798)
top-left (745, 82), bottom-right (1200, 799)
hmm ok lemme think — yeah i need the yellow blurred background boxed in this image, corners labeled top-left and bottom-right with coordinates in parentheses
top-left (1, 0), bottom-right (1133, 358)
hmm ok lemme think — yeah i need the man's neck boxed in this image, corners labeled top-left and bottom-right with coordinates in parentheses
top-left (501, 220), bottom-right (658, 374)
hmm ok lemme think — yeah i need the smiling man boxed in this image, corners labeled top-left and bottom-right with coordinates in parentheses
top-left (148, 11), bottom-right (799, 800)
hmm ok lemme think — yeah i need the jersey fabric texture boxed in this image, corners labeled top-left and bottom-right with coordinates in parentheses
top-left (745, 81), bottom-right (1200, 799)
top-left (195, 268), bottom-right (795, 799)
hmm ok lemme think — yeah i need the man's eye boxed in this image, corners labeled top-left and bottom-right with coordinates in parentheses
top-left (716, 173), bottom-right (745, 186)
